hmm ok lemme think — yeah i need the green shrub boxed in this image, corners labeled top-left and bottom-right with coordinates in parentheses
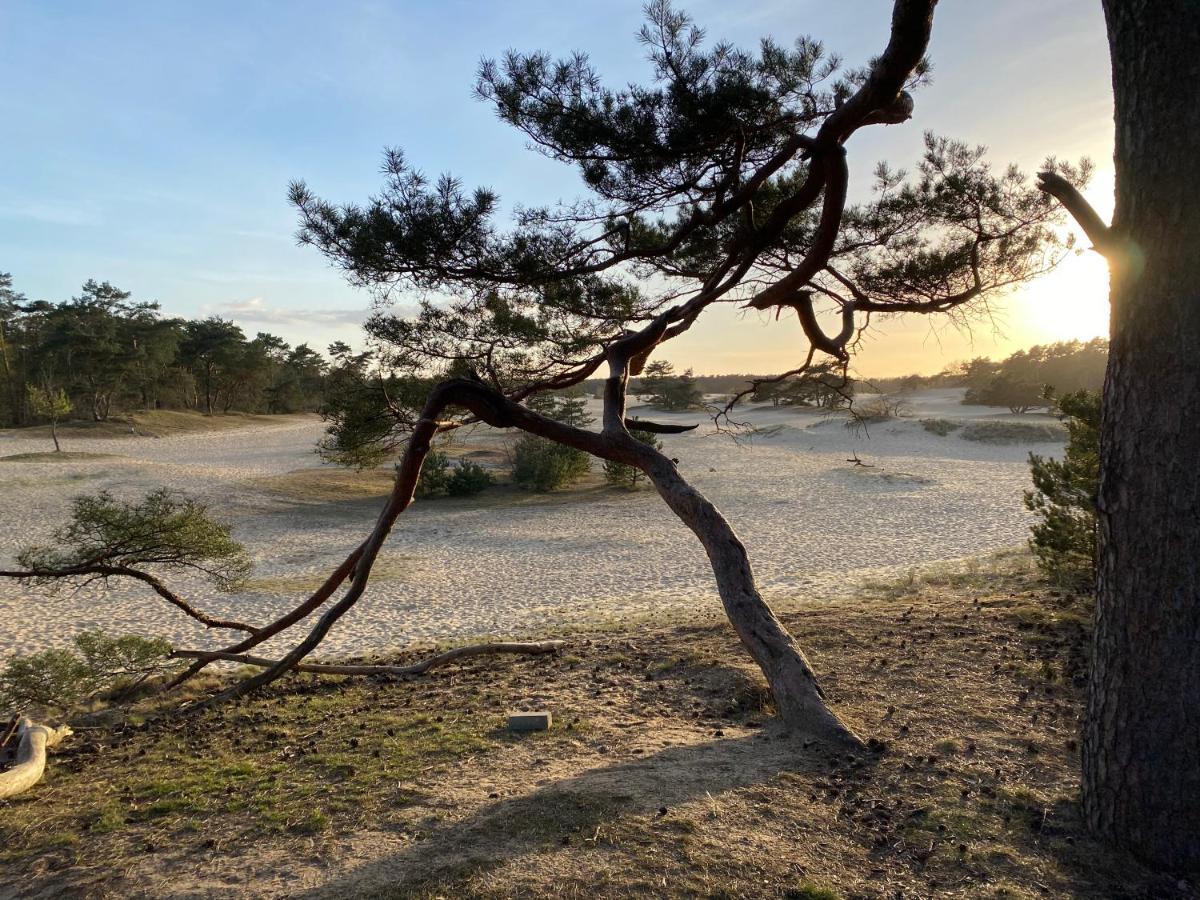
top-left (603, 428), bottom-right (662, 489)
top-left (511, 392), bottom-right (594, 492)
top-left (920, 418), bottom-right (961, 436)
top-left (511, 435), bottom-right (590, 491)
top-left (1025, 390), bottom-right (1100, 591)
top-left (960, 421), bottom-right (1066, 444)
top-left (414, 449), bottom-right (452, 498)
top-left (446, 460), bottom-right (494, 496)
top-left (0, 631), bottom-right (173, 712)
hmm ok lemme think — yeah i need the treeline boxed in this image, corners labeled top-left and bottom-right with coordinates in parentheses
top-left (577, 339), bottom-right (1109, 413)
top-left (0, 273), bottom-right (330, 427)
top-left (958, 338), bottom-right (1108, 412)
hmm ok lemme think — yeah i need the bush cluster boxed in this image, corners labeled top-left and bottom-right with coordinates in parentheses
top-left (0, 631), bottom-right (172, 712)
top-left (414, 449), bottom-right (494, 499)
top-left (511, 394), bottom-right (594, 492)
top-left (1025, 390), bottom-right (1101, 591)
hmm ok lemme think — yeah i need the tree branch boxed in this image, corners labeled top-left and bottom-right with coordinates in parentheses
top-left (171, 641), bottom-right (567, 677)
top-left (1036, 170), bottom-right (1117, 256)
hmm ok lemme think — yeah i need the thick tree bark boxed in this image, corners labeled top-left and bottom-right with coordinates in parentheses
top-left (1085, 1), bottom-right (1200, 871)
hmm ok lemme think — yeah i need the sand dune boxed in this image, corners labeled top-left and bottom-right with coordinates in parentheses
top-left (0, 390), bottom-right (1063, 662)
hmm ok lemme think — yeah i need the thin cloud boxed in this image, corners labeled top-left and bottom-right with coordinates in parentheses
top-left (213, 297), bottom-right (368, 327)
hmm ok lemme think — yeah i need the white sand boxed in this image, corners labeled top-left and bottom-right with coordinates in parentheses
top-left (0, 389), bottom-right (1063, 662)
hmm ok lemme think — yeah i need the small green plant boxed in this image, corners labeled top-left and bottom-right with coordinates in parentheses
top-left (0, 630), bottom-right (172, 711)
top-left (1025, 390), bottom-right (1100, 592)
top-left (414, 448), bottom-right (452, 498)
top-left (511, 393), bottom-right (594, 492)
top-left (603, 428), bottom-right (662, 489)
top-left (27, 384), bottom-right (73, 452)
top-left (446, 459), bottom-right (494, 496)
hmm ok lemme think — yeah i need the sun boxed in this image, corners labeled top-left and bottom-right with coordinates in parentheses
top-left (1012, 250), bottom-right (1111, 344)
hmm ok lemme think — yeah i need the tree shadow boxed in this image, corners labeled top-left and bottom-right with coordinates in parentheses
top-left (293, 727), bottom-right (868, 898)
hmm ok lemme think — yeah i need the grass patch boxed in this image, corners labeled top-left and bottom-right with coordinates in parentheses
top-left (0, 451), bottom-right (117, 462)
top-left (0, 552), bottom-right (1173, 900)
top-left (248, 466), bottom-right (399, 502)
top-left (960, 421), bottom-right (1067, 444)
top-left (0, 680), bottom-right (498, 870)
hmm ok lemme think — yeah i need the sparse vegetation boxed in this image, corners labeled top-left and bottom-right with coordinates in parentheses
top-left (1026, 390), bottom-right (1101, 592)
top-left (920, 418), bottom-right (961, 436)
top-left (960, 421), bottom-right (1066, 444)
top-left (0, 631), bottom-right (172, 712)
top-left (0, 557), bottom-right (1181, 898)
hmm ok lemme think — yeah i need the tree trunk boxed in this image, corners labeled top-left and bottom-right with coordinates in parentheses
top-left (50, 419), bottom-right (60, 453)
top-left (1086, 1), bottom-right (1200, 870)
top-left (642, 452), bottom-right (862, 747)
top-left (600, 368), bottom-right (860, 746)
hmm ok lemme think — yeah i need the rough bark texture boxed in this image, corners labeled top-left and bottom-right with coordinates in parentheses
top-left (1086, 0), bottom-right (1200, 871)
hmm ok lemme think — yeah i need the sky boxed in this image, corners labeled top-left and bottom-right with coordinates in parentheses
top-left (0, 1), bottom-right (1115, 376)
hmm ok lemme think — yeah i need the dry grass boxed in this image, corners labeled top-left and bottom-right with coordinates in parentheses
top-left (0, 451), bottom-right (117, 462)
top-left (248, 466), bottom-right (400, 503)
top-left (249, 464), bottom-right (621, 509)
top-left (1, 410), bottom-right (315, 441)
top-left (0, 559), bottom-right (1187, 899)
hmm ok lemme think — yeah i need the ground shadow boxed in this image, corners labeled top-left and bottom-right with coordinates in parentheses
top-left (294, 727), bottom-right (870, 898)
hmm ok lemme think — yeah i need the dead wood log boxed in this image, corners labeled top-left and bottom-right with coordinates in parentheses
top-left (172, 640), bottom-right (567, 677)
top-left (0, 718), bottom-right (73, 800)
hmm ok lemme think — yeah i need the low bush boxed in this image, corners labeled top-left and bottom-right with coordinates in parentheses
top-left (920, 418), bottom-right (961, 436)
top-left (846, 395), bottom-right (909, 429)
top-left (414, 449), bottom-right (452, 499)
top-left (960, 421), bottom-right (1066, 444)
top-left (446, 460), bottom-right (494, 497)
top-left (511, 435), bottom-right (591, 492)
top-left (0, 631), bottom-right (172, 712)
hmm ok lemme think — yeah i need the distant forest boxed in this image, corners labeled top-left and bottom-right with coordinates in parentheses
top-left (0, 271), bottom-right (1108, 430)
top-left (0, 273), bottom-right (330, 427)
top-left (586, 337), bottom-right (1109, 411)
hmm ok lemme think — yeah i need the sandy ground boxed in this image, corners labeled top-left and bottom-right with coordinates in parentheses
top-left (0, 389), bottom-right (1063, 662)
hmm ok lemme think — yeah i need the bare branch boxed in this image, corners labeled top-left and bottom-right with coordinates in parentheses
top-left (172, 641), bottom-right (567, 677)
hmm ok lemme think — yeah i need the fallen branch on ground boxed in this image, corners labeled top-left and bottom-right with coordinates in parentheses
top-left (0, 717), bottom-right (73, 800)
top-left (171, 640), bottom-right (567, 677)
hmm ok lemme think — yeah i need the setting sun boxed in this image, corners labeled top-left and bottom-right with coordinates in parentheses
top-left (1011, 248), bottom-right (1111, 345)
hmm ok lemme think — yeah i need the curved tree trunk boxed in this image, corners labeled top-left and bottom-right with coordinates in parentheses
top-left (642, 451), bottom-right (861, 745)
top-left (600, 367), bottom-right (860, 745)
top-left (189, 376), bottom-right (861, 744)
top-left (1085, 1), bottom-right (1200, 870)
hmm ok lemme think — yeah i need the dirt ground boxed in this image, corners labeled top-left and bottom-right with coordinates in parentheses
top-left (0, 556), bottom-right (1194, 899)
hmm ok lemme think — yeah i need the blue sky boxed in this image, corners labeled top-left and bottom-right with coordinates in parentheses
top-left (0, 1), bottom-right (1114, 375)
